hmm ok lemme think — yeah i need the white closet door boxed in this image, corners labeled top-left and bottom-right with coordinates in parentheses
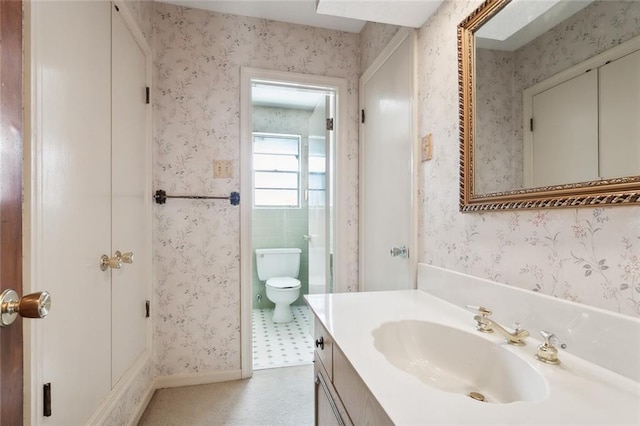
top-left (36, 1), bottom-right (112, 424)
top-left (531, 71), bottom-right (599, 187)
top-left (111, 5), bottom-right (150, 385)
top-left (599, 49), bottom-right (640, 179)
top-left (360, 32), bottom-right (415, 292)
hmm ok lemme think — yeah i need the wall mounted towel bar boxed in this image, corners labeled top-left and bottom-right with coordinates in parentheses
top-left (153, 189), bottom-right (240, 205)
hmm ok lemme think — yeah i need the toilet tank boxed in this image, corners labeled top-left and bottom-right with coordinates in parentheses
top-left (255, 248), bottom-right (302, 281)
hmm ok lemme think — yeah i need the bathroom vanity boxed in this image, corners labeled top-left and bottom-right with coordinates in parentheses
top-left (313, 318), bottom-right (392, 425)
top-left (306, 264), bottom-right (640, 424)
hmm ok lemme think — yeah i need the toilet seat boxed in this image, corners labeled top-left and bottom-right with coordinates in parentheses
top-left (266, 277), bottom-right (301, 289)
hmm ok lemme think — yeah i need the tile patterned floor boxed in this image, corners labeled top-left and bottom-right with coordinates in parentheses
top-left (252, 305), bottom-right (315, 370)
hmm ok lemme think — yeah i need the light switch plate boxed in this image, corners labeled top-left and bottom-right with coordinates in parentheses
top-left (213, 160), bottom-right (233, 178)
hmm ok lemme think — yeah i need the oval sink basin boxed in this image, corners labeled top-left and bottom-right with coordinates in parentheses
top-left (372, 320), bottom-right (548, 404)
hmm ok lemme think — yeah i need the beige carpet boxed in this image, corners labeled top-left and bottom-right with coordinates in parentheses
top-left (138, 364), bottom-right (314, 426)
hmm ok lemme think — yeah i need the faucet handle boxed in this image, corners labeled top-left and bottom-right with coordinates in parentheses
top-left (466, 305), bottom-right (493, 333)
top-left (541, 330), bottom-right (567, 349)
top-left (535, 330), bottom-right (567, 365)
top-left (465, 305), bottom-right (492, 317)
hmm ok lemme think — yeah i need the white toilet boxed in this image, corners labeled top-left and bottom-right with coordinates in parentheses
top-left (255, 248), bottom-right (302, 323)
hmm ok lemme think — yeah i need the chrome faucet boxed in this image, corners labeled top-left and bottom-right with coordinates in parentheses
top-left (466, 305), bottom-right (529, 346)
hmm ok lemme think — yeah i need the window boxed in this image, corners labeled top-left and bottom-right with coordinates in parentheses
top-left (308, 135), bottom-right (326, 207)
top-left (253, 132), bottom-right (301, 207)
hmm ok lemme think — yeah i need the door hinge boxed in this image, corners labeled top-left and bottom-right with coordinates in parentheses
top-left (43, 383), bottom-right (52, 417)
top-left (530, 118), bottom-right (534, 132)
top-left (145, 299), bottom-right (150, 318)
top-left (326, 118), bottom-right (334, 131)
top-left (145, 87), bottom-right (150, 104)
top-left (361, 109), bottom-right (365, 124)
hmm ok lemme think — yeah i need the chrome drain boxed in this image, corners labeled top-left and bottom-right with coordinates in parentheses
top-left (468, 391), bottom-right (485, 402)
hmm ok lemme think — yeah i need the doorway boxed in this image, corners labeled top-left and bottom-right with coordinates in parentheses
top-left (240, 68), bottom-right (348, 377)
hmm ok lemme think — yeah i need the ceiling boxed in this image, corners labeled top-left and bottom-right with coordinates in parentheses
top-left (475, 0), bottom-right (594, 51)
top-left (157, 0), bottom-right (445, 33)
top-left (252, 84), bottom-right (327, 110)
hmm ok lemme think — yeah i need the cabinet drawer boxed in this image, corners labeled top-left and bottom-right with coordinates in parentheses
top-left (333, 346), bottom-right (393, 426)
top-left (314, 318), bottom-right (333, 381)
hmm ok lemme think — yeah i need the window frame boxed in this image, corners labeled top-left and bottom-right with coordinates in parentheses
top-left (252, 132), bottom-right (302, 208)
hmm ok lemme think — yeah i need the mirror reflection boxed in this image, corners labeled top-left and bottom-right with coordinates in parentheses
top-left (473, 0), bottom-right (640, 195)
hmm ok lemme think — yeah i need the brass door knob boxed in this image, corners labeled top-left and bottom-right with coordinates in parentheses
top-left (0, 289), bottom-right (52, 327)
top-left (116, 251), bottom-right (134, 264)
top-left (100, 254), bottom-right (122, 271)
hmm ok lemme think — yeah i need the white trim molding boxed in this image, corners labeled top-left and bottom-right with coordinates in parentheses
top-left (154, 369), bottom-right (243, 390)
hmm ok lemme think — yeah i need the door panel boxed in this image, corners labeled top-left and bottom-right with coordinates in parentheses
top-left (36, 1), bottom-right (112, 423)
top-left (360, 34), bottom-right (415, 292)
top-left (530, 71), bottom-right (598, 187)
top-left (599, 49), bottom-right (640, 178)
top-left (307, 96), bottom-right (328, 294)
top-left (111, 4), bottom-right (149, 386)
top-left (0, 0), bottom-right (24, 423)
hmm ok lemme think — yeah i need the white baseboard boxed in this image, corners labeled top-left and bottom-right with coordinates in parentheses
top-left (128, 375), bottom-right (157, 426)
top-left (87, 350), bottom-right (153, 425)
top-left (155, 369), bottom-right (243, 389)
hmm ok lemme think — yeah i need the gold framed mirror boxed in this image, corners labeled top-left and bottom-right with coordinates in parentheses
top-left (458, 0), bottom-right (640, 212)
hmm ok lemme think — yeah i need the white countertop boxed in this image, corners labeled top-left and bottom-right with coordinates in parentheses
top-left (305, 290), bottom-right (640, 425)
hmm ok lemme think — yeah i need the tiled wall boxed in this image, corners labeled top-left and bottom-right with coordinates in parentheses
top-left (253, 209), bottom-right (309, 308)
top-left (417, 0), bottom-right (640, 318)
top-left (152, 2), bottom-right (360, 377)
top-left (252, 106), bottom-right (312, 308)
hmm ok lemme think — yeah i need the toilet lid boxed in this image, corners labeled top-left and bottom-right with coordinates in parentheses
top-left (266, 277), bottom-right (301, 289)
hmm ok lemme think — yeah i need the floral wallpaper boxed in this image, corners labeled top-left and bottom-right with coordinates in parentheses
top-left (474, 1), bottom-right (640, 194)
top-left (122, 0), bottom-right (153, 47)
top-left (514, 1), bottom-right (640, 89)
top-left (359, 21), bottom-right (400, 72)
top-left (152, 2), bottom-right (361, 378)
top-left (417, 0), bottom-right (640, 317)
top-left (474, 48), bottom-right (522, 194)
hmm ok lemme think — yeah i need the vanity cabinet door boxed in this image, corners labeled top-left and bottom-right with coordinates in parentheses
top-left (314, 319), bottom-right (334, 380)
top-left (316, 372), bottom-right (342, 426)
top-left (333, 346), bottom-right (393, 426)
top-left (314, 354), bottom-right (351, 426)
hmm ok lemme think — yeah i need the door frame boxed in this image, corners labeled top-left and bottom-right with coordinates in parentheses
top-left (358, 27), bottom-right (418, 292)
top-left (240, 67), bottom-right (348, 378)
